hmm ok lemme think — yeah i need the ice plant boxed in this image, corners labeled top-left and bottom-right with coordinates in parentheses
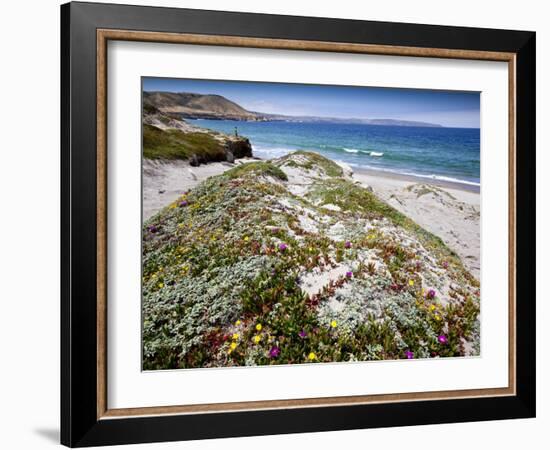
top-left (437, 335), bottom-right (448, 344)
top-left (278, 243), bottom-right (287, 252)
top-left (269, 346), bottom-right (281, 358)
top-left (147, 225), bottom-right (158, 233)
top-left (298, 330), bottom-right (307, 338)
top-left (442, 261), bottom-right (449, 269)
top-left (330, 320), bottom-right (338, 328)
top-left (344, 241), bottom-right (352, 249)
top-left (308, 352), bottom-right (317, 361)
top-left (255, 323), bottom-right (262, 331)
top-left (405, 351), bottom-right (414, 359)
top-left (178, 200), bottom-right (188, 207)
top-left (346, 271), bottom-right (353, 278)
top-left (427, 289), bottom-right (436, 299)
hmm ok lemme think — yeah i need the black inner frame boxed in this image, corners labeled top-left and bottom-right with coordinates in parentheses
top-left (61, 2), bottom-right (536, 447)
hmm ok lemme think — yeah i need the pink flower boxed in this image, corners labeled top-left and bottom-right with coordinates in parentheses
top-left (344, 241), bottom-right (352, 249)
top-left (269, 346), bottom-right (281, 358)
top-left (437, 335), bottom-right (448, 344)
top-left (405, 351), bottom-right (414, 359)
top-left (345, 271), bottom-right (353, 278)
top-left (278, 243), bottom-right (287, 252)
top-left (179, 200), bottom-right (188, 207)
top-left (427, 289), bottom-right (436, 299)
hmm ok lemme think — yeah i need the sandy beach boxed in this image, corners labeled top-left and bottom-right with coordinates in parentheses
top-left (352, 167), bottom-right (480, 278)
top-left (143, 158), bottom-right (480, 279)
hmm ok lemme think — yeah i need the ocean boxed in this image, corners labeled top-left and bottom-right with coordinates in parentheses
top-left (188, 119), bottom-right (480, 187)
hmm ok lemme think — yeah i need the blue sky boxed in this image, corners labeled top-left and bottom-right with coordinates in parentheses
top-left (143, 77), bottom-right (480, 128)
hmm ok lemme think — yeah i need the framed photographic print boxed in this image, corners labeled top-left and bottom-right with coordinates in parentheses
top-left (60, 1), bottom-right (536, 447)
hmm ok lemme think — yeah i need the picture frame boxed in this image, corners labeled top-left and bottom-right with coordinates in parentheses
top-left (61, 1), bottom-right (536, 447)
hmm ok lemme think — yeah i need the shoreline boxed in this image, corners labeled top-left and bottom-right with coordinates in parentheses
top-left (251, 148), bottom-right (479, 193)
top-left (350, 165), bottom-right (480, 193)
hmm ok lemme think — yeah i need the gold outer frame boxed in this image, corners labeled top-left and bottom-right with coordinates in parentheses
top-left (96, 29), bottom-right (516, 420)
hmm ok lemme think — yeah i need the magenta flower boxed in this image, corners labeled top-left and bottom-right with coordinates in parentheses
top-left (442, 261), bottom-right (449, 269)
top-left (427, 289), bottom-right (436, 299)
top-left (278, 243), bottom-right (287, 252)
top-left (405, 351), bottom-right (414, 359)
top-left (298, 330), bottom-right (307, 339)
top-left (344, 241), bottom-right (352, 249)
top-left (147, 225), bottom-right (158, 233)
top-left (345, 271), bottom-right (353, 278)
top-left (437, 335), bottom-right (448, 344)
top-left (269, 346), bottom-right (281, 358)
top-left (179, 200), bottom-right (188, 207)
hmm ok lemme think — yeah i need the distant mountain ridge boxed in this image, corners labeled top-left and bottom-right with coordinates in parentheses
top-left (143, 91), bottom-right (443, 127)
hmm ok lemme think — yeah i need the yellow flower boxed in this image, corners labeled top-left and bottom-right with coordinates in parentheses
top-left (330, 320), bottom-right (337, 328)
top-left (435, 315), bottom-right (442, 321)
top-left (308, 247), bottom-right (313, 252)
top-left (308, 352), bottom-right (317, 361)
top-left (232, 333), bottom-right (239, 340)
top-left (255, 324), bottom-right (262, 331)
top-left (230, 342), bottom-right (237, 350)
top-left (429, 305), bottom-right (436, 311)
top-left (408, 280), bottom-right (415, 287)
top-left (244, 236), bottom-right (249, 242)
top-left (253, 335), bottom-right (261, 344)
top-left (235, 320), bottom-right (241, 326)
top-left (158, 282), bottom-right (164, 288)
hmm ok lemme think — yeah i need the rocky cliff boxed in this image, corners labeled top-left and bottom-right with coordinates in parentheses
top-left (143, 105), bottom-right (253, 165)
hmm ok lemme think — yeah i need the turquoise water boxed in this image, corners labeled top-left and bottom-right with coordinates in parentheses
top-left (189, 119), bottom-right (480, 186)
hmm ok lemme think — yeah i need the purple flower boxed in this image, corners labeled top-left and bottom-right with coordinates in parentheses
top-left (405, 351), bottom-right (414, 359)
top-left (427, 289), bottom-right (436, 299)
top-left (269, 346), bottom-right (281, 358)
top-left (437, 335), bottom-right (448, 345)
top-left (344, 241), bottom-right (352, 249)
top-left (345, 271), bottom-right (353, 278)
top-left (298, 330), bottom-right (307, 339)
top-left (442, 261), bottom-right (449, 269)
top-left (278, 243), bottom-right (287, 252)
top-left (147, 225), bottom-right (158, 233)
top-left (179, 200), bottom-right (188, 207)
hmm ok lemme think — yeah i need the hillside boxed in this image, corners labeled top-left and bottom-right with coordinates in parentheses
top-left (143, 91), bottom-right (262, 121)
top-left (142, 151), bottom-right (480, 370)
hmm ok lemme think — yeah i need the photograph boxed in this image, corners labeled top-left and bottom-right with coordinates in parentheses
top-left (141, 78), bottom-right (481, 370)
